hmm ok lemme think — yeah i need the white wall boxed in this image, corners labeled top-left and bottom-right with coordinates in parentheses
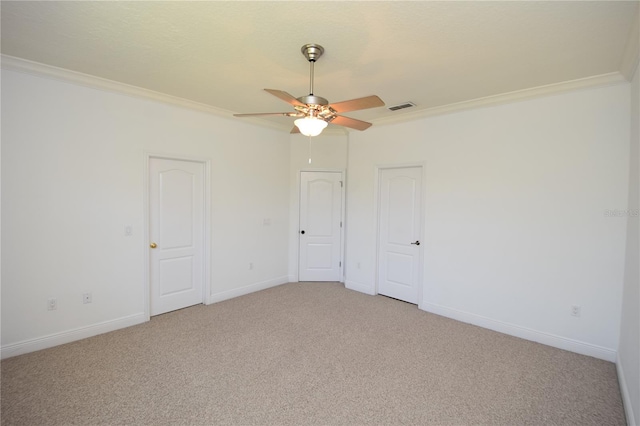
top-left (287, 133), bottom-right (348, 281)
top-left (1, 69), bottom-right (290, 356)
top-left (345, 84), bottom-right (630, 360)
top-left (618, 62), bottom-right (639, 426)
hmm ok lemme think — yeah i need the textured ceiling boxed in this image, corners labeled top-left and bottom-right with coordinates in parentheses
top-left (1, 1), bottom-right (639, 131)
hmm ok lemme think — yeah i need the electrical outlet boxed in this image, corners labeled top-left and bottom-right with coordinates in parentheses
top-left (249, 262), bottom-right (254, 270)
top-left (124, 225), bottom-right (133, 236)
top-left (83, 293), bottom-right (92, 304)
top-left (571, 305), bottom-right (581, 317)
top-left (48, 298), bottom-right (57, 311)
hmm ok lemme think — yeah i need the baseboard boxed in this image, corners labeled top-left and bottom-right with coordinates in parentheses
top-left (422, 302), bottom-right (617, 362)
top-left (1, 313), bottom-right (146, 360)
top-left (208, 276), bottom-right (289, 304)
top-left (617, 354), bottom-right (638, 426)
top-left (289, 275), bottom-right (345, 284)
top-left (345, 280), bottom-right (376, 296)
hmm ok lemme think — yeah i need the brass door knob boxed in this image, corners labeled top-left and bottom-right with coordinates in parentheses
top-left (150, 242), bottom-right (157, 249)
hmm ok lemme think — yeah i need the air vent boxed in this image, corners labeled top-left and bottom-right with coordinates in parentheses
top-left (388, 102), bottom-right (416, 111)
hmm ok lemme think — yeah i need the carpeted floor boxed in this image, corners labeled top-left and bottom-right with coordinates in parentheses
top-left (1, 282), bottom-right (626, 425)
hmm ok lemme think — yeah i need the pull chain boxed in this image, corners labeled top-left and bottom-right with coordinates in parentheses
top-left (308, 135), bottom-right (312, 164)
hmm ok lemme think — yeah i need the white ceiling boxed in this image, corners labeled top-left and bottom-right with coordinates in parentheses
top-left (2, 1), bottom-right (639, 132)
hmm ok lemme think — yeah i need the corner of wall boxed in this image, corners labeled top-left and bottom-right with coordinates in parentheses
top-left (617, 55), bottom-right (640, 426)
top-left (617, 354), bottom-right (638, 426)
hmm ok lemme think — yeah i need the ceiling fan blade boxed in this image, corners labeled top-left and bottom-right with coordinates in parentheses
top-left (329, 95), bottom-right (384, 113)
top-left (264, 89), bottom-right (306, 107)
top-left (290, 126), bottom-right (300, 134)
top-left (331, 115), bottom-right (373, 131)
top-left (233, 112), bottom-right (300, 117)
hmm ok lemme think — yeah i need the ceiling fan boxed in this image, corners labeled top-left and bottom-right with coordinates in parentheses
top-left (234, 44), bottom-right (385, 137)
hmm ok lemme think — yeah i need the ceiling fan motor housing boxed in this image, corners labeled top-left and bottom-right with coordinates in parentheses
top-left (297, 95), bottom-right (328, 106)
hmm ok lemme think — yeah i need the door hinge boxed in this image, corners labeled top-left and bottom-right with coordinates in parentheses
top-left (340, 221), bottom-right (342, 228)
top-left (339, 261), bottom-right (342, 267)
top-left (340, 180), bottom-right (343, 188)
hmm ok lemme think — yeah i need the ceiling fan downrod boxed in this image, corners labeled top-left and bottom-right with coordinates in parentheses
top-left (309, 60), bottom-right (315, 95)
top-left (301, 44), bottom-right (324, 96)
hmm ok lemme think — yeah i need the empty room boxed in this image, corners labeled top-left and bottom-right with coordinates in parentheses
top-left (1, 1), bottom-right (639, 425)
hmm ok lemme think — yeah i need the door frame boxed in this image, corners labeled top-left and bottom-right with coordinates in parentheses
top-left (294, 169), bottom-right (346, 283)
top-left (374, 163), bottom-right (426, 308)
top-left (143, 152), bottom-right (212, 320)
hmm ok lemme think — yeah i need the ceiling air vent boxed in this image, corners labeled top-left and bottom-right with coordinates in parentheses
top-left (388, 102), bottom-right (416, 111)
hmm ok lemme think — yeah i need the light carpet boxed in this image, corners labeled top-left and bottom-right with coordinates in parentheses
top-left (1, 282), bottom-right (626, 425)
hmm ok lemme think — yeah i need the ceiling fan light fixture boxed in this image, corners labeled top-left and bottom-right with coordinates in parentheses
top-left (294, 117), bottom-right (328, 137)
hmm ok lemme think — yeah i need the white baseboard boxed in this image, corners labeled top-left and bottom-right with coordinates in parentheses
top-left (290, 275), bottom-right (345, 284)
top-left (1, 313), bottom-right (146, 360)
top-left (345, 280), bottom-right (376, 296)
top-left (422, 302), bottom-right (617, 362)
top-left (617, 354), bottom-right (638, 426)
top-left (208, 276), bottom-right (289, 304)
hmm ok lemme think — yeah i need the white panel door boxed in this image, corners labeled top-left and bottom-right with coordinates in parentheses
top-left (378, 167), bottom-right (422, 304)
top-left (149, 158), bottom-right (204, 316)
top-left (299, 171), bottom-right (343, 281)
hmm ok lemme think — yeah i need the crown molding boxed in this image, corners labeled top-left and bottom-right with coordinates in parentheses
top-left (620, 9), bottom-right (640, 81)
top-left (2, 55), bottom-right (629, 134)
top-left (0, 54), bottom-right (347, 135)
top-left (372, 72), bottom-right (628, 127)
top-left (0, 54), bottom-right (290, 133)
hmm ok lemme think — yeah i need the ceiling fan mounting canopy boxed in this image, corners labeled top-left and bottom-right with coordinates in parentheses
top-left (234, 43), bottom-right (385, 136)
top-left (301, 43), bottom-right (324, 62)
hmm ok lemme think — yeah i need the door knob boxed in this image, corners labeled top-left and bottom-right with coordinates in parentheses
top-left (300, 230), bottom-right (305, 234)
top-left (411, 240), bottom-right (420, 246)
top-left (150, 242), bottom-right (157, 249)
